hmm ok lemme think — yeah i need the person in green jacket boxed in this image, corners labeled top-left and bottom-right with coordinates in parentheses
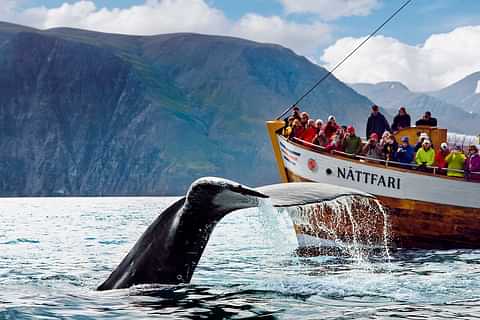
top-left (445, 145), bottom-right (466, 177)
top-left (415, 139), bottom-right (435, 170)
top-left (343, 126), bottom-right (362, 155)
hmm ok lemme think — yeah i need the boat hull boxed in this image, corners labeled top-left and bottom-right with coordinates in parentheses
top-left (288, 167), bottom-right (480, 249)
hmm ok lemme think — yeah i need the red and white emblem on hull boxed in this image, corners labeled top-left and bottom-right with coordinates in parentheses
top-left (307, 158), bottom-right (318, 172)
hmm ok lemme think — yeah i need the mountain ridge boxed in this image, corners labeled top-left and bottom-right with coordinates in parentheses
top-left (430, 71), bottom-right (480, 114)
top-left (0, 22), bottom-right (373, 196)
top-left (350, 80), bottom-right (480, 135)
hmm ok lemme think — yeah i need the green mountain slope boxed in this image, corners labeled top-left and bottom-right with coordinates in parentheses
top-left (0, 22), bottom-right (373, 196)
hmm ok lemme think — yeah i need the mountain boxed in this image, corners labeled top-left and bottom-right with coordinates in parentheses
top-left (0, 22), bottom-right (373, 196)
top-left (430, 72), bottom-right (480, 114)
top-left (350, 81), bottom-right (480, 135)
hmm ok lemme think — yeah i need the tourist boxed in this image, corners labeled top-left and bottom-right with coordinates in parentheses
top-left (291, 106), bottom-right (301, 121)
top-left (445, 145), bottom-right (466, 177)
top-left (391, 106), bottom-right (411, 132)
top-left (302, 119), bottom-right (317, 143)
top-left (362, 133), bottom-right (383, 160)
top-left (290, 119), bottom-right (304, 139)
top-left (343, 126), bottom-right (362, 155)
top-left (315, 119), bottom-right (323, 131)
top-left (324, 115), bottom-right (339, 140)
top-left (396, 136), bottom-right (415, 165)
top-left (325, 136), bottom-right (337, 152)
top-left (415, 139), bottom-right (435, 170)
top-left (300, 112), bottom-right (310, 127)
top-left (313, 130), bottom-right (328, 147)
top-left (366, 105), bottom-right (391, 139)
top-left (415, 132), bottom-right (429, 152)
top-left (435, 142), bottom-right (450, 173)
top-left (415, 111), bottom-right (437, 127)
top-left (282, 116), bottom-right (294, 138)
top-left (465, 145), bottom-right (480, 182)
top-left (383, 133), bottom-right (398, 162)
top-left (334, 127), bottom-right (346, 152)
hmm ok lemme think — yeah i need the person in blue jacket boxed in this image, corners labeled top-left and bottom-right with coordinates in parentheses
top-left (396, 136), bottom-right (414, 166)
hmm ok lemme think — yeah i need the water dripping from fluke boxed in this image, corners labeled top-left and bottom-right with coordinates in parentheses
top-left (284, 195), bottom-right (391, 263)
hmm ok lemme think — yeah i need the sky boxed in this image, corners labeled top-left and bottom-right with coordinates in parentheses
top-left (1, 0), bottom-right (480, 91)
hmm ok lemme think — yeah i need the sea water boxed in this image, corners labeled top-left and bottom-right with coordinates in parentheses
top-left (1, 197), bottom-right (480, 319)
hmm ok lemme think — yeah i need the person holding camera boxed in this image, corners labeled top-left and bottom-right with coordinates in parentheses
top-left (445, 145), bottom-right (466, 177)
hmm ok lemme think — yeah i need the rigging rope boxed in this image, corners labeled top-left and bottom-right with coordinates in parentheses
top-left (276, 0), bottom-right (413, 120)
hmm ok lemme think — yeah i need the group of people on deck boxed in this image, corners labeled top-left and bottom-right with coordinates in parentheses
top-left (282, 105), bottom-right (480, 182)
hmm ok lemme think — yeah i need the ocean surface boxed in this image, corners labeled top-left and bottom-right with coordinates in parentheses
top-left (1, 197), bottom-right (480, 319)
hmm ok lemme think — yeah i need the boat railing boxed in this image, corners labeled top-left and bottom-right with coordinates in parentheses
top-left (290, 137), bottom-right (480, 178)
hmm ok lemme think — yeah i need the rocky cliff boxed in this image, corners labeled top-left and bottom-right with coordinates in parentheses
top-left (0, 22), bottom-right (373, 196)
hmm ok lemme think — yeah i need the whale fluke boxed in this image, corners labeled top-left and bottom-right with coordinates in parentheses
top-left (256, 182), bottom-right (373, 207)
top-left (97, 177), bottom-right (268, 290)
top-left (98, 178), bottom-right (375, 290)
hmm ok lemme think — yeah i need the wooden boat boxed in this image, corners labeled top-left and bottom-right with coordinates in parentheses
top-left (266, 120), bottom-right (480, 250)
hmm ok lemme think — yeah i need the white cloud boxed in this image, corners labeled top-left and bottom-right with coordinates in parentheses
top-left (321, 26), bottom-right (480, 91)
top-left (0, 0), bottom-right (18, 17)
top-left (280, 0), bottom-right (380, 20)
top-left (233, 14), bottom-right (330, 55)
top-left (13, 0), bottom-right (230, 35)
top-left (0, 0), bottom-right (331, 57)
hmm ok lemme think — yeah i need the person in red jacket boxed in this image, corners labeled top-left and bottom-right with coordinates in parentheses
top-left (323, 115), bottom-right (339, 140)
top-left (302, 119), bottom-right (317, 143)
top-left (290, 119), bottom-right (304, 140)
top-left (435, 142), bottom-right (450, 174)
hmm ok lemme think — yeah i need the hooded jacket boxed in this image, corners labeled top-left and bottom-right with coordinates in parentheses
top-left (415, 147), bottom-right (435, 166)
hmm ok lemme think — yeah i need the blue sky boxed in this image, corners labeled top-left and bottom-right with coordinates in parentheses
top-left (19, 0), bottom-right (480, 46)
top-left (3, 0), bottom-right (480, 90)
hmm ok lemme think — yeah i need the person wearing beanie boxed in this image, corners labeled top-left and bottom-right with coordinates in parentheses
top-left (323, 115), bottom-right (339, 140)
top-left (302, 119), bottom-right (317, 143)
top-left (362, 132), bottom-right (383, 160)
top-left (415, 139), bottom-right (435, 170)
top-left (415, 132), bottom-right (430, 152)
top-left (396, 136), bottom-right (415, 165)
top-left (435, 142), bottom-right (450, 173)
top-left (343, 125), bottom-right (362, 155)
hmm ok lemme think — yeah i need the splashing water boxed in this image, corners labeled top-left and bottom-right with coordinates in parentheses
top-left (248, 198), bottom-right (299, 291)
top-left (278, 195), bottom-right (391, 264)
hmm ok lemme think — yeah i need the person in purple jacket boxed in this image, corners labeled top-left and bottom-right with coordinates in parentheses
top-left (465, 145), bottom-right (480, 182)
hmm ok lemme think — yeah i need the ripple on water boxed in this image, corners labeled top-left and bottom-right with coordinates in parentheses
top-left (1, 238), bottom-right (40, 245)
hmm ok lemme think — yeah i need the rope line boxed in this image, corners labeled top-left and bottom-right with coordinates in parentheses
top-left (276, 0), bottom-right (413, 120)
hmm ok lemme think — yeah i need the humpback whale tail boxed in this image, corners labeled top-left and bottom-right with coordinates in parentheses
top-left (98, 177), bottom-right (268, 291)
top-left (98, 178), bottom-right (380, 291)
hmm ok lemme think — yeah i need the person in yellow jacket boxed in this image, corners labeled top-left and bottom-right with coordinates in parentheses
top-left (415, 139), bottom-right (435, 170)
top-left (282, 116), bottom-right (294, 138)
top-left (445, 145), bottom-right (466, 177)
